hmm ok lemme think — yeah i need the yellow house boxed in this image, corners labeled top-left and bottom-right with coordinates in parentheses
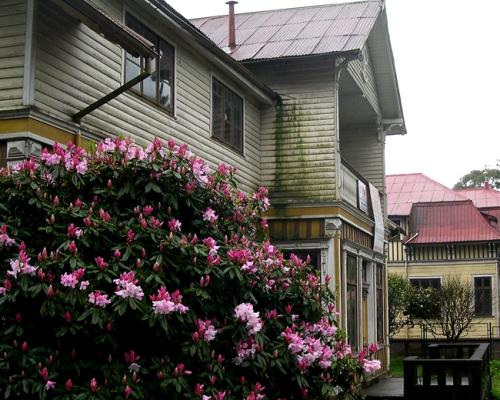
top-left (387, 173), bottom-right (500, 340)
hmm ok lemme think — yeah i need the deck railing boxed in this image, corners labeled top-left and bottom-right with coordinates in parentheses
top-left (403, 343), bottom-right (490, 400)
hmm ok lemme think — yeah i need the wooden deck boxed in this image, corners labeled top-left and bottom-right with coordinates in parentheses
top-left (363, 377), bottom-right (404, 400)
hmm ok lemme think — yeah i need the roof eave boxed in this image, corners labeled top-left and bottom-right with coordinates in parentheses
top-left (144, 0), bottom-right (279, 105)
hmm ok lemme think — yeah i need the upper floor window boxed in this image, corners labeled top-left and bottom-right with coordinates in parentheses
top-left (212, 78), bottom-right (243, 153)
top-left (474, 276), bottom-right (492, 317)
top-left (125, 14), bottom-right (174, 114)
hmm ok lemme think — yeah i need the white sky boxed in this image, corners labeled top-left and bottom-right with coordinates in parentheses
top-left (168, 0), bottom-right (500, 188)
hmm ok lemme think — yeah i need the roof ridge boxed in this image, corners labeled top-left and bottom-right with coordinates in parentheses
top-left (190, 0), bottom-right (382, 21)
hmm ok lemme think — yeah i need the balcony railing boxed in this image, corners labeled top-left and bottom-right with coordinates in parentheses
top-left (340, 161), bottom-right (370, 217)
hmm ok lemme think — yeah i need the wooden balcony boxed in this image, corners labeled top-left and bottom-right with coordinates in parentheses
top-left (403, 343), bottom-right (491, 400)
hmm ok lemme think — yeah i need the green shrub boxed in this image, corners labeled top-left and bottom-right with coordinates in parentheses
top-left (0, 137), bottom-right (378, 399)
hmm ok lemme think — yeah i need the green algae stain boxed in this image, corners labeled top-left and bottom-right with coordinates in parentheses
top-left (272, 98), bottom-right (313, 202)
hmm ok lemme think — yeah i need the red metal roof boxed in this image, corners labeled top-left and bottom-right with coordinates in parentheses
top-left (191, 1), bottom-right (383, 61)
top-left (454, 187), bottom-right (500, 209)
top-left (386, 173), bottom-right (467, 216)
top-left (406, 200), bottom-right (500, 244)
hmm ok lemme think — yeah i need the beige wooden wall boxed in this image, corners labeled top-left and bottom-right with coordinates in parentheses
top-left (33, 0), bottom-right (266, 193)
top-left (246, 56), bottom-right (338, 203)
top-left (0, 0), bottom-right (26, 110)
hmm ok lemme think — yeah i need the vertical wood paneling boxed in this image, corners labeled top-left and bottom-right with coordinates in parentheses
top-left (246, 56), bottom-right (338, 202)
top-left (34, 0), bottom-right (263, 193)
top-left (0, 0), bottom-right (26, 109)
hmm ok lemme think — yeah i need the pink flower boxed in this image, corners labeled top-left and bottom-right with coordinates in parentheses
top-left (7, 250), bottom-right (37, 278)
top-left (88, 291), bottom-right (111, 308)
top-left (60, 273), bottom-right (78, 288)
top-left (67, 241), bottom-right (78, 254)
top-left (202, 208), bottom-right (218, 224)
top-left (95, 256), bottom-right (108, 270)
top-left (0, 225), bottom-right (15, 247)
top-left (234, 303), bottom-right (262, 335)
top-left (64, 379), bottom-right (73, 391)
top-left (194, 319), bottom-right (218, 342)
top-left (67, 223), bottom-right (83, 239)
top-left (368, 343), bottom-right (379, 354)
top-left (363, 359), bottom-right (381, 373)
top-left (89, 377), bottom-right (98, 392)
top-left (124, 385), bottom-right (133, 399)
top-left (99, 208), bottom-right (111, 222)
top-left (45, 380), bottom-right (56, 391)
top-left (143, 205), bottom-right (154, 216)
top-left (114, 271), bottom-right (144, 301)
top-left (168, 218), bottom-right (182, 232)
top-left (150, 287), bottom-right (189, 315)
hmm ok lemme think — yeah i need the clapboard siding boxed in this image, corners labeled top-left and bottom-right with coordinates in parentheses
top-left (347, 45), bottom-right (380, 116)
top-left (0, 0), bottom-right (26, 109)
top-left (246, 56), bottom-right (337, 202)
top-left (34, 0), bottom-right (263, 192)
top-left (340, 127), bottom-right (384, 193)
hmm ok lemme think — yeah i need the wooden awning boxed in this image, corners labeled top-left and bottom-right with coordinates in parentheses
top-left (53, 0), bottom-right (157, 58)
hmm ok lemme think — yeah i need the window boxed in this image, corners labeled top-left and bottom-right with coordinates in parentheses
top-left (376, 264), bottom-right (384, 343)
top-left (410, 278), bottom-right (441, 289)
top-left (346, 254), bottom-right (358, 350)
top-left (0, 139), bottom-right (44, 168)
top-left (474, 277), bottom-right (492, 317)
top-left (212, 78), bottom-right (243, 153)
top-left (125, 14), bottom-right (174, 113)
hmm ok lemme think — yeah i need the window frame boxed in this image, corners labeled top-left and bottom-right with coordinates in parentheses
top-left (345, 252), bottom-right (359, 350)
top-left (375, 263), bottom-right (384, 344)
top-left (473, 275), bottom-right (493, 317)
top-left (123, 12), bottom-right (176, 116)
top-left (0, 133), bottom-right (54, 168)
top-left (210, 73), bottom-right (245, 155)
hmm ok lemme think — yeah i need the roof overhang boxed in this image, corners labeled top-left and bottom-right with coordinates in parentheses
top-left (367, 6), bottom-right (406, 135)
top-left (143, 0), bottom-right (279, 106)
top-left (52, 0), bottom-right (157, 59)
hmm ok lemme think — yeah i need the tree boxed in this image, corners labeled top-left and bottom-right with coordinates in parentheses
top-left (411, 276), bottom-right (475, 341)
top-left (453, 168), bottom-right (500, 189)
top-left (0, 137), bottom-right (377, 399)
top-left (388, 273), bottom-right (413, 337)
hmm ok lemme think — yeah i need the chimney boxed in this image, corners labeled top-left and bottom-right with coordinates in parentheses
top-left (226, 1), bottom-right (238, 50)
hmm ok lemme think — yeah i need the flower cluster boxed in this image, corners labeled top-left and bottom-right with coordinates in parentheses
top-left (113, 271), bottom-right (144, 301)
top-left (60, 268), bottom-right (89, 290)
top-left (150, 287), bottom-right (189, 315)
top-left (234, 303), bottom-right (263, 335)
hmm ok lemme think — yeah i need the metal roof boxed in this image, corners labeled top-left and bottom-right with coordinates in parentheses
top-left (386, 173), bottom-right (467, 216)
top-left (191, 1), bottom-right (383, 61)
top-left (455, 187), bottom-right (500, 209)
top-left (406, 201), bottom-right (500, 244)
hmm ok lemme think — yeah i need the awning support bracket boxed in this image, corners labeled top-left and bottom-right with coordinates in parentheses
top-left (73, 58), bottom-right (152, 123)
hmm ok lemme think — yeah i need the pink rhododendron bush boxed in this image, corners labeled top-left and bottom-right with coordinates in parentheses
top-left (0, 137), bottom-right (379, 399)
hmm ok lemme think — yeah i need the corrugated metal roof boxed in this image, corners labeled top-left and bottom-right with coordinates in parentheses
top-left (455, 187), bottom-right (500, 209)
top-left (191, 1), bottom-right (383, 61)
top-left (407, 201), bottom-right (500, 244)
top-left (386, 173), bottom-right (467, 216)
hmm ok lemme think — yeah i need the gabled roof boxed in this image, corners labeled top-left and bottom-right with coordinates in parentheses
top-left (386, 173), bottom-right (467, 216)
top-left (455, 187), bottom-right (500, 209)
top-left (191, 1), bottom-right (383, 61)
top-left (407, 200), bottom-right (500, 244)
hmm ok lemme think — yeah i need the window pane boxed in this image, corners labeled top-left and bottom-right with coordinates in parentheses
top-left (211, 78), bottom-right (243, 152)
top-left (346, 254), bottom-right (358, 349)
top-left (474, 277), bottom-right (492, 316)
top-left (159, 41), bottom-right (174, 110)
top-left (125, 56), bottom-right (141, 90)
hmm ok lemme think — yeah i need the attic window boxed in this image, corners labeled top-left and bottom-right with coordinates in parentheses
top-left (211, 78), bottom-right (243, 153)
top-left (125, 14), bottom-right (175, 114)
top-left (0, 139), bottom-right (44, 168)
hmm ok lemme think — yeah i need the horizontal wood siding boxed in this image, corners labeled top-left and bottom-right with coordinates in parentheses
top-left (347, 45), bottom-right (380, 116)
top-left (246, 57), bottom-right (337, 203)
top-left (34, 0), bottom-right (262, 192)
top-left (340, 127), bottom-right (384, 192)
top-left (0, 0), bottom-right (25, 110)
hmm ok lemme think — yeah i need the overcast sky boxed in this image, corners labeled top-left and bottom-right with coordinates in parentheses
top-left (168, 0), bottom-right (500, 188)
